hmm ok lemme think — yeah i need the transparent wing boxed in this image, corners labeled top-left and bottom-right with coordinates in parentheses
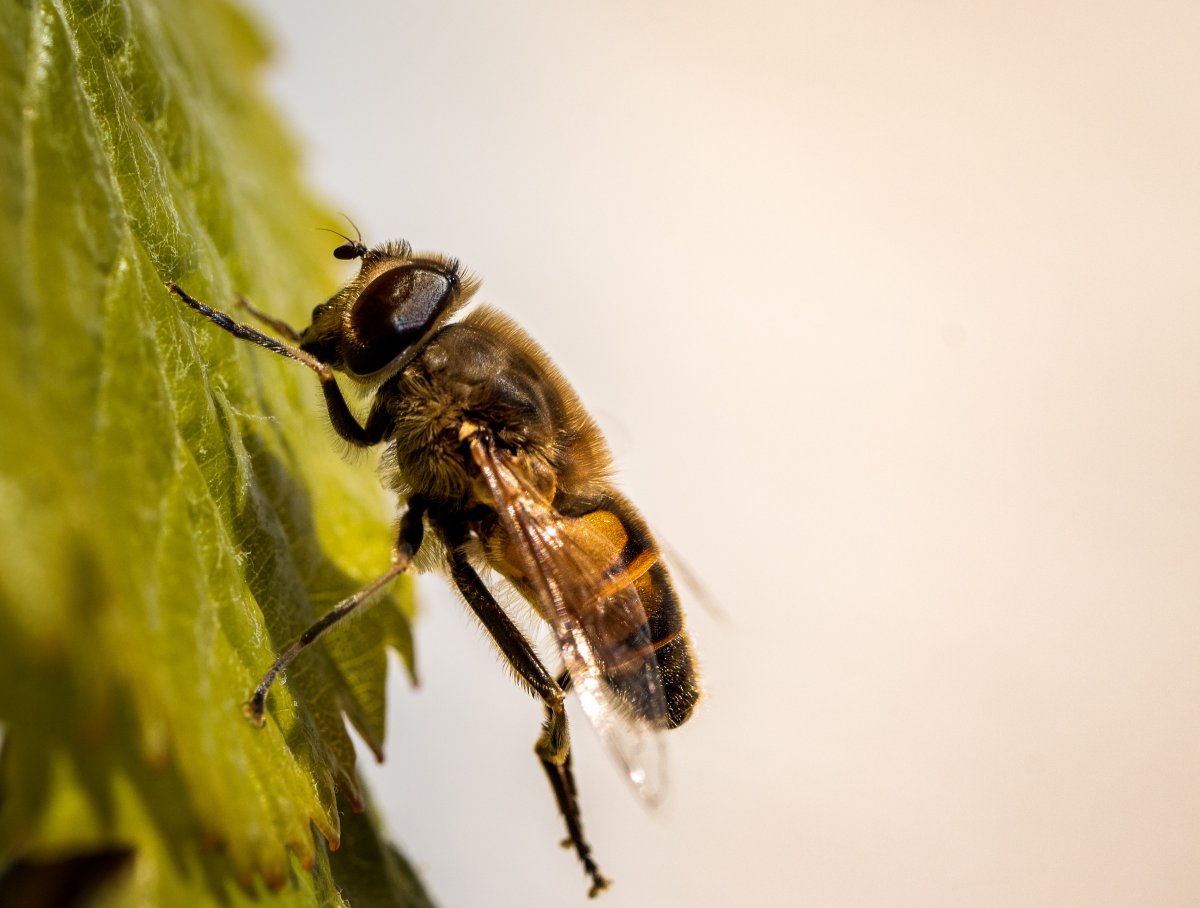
top-left (657, 534), bottom-right (728, 624)
top-left (470, 434), bottom-right (670, 804)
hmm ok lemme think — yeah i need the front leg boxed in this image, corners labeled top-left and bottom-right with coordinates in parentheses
top-left (170, 284), bottom-right (390, 447)
top-left (236, 294), bottom-right (303, 343)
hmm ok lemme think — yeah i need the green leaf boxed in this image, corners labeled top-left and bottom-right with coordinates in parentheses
top-left (0, 0), bottom-right (425, 904)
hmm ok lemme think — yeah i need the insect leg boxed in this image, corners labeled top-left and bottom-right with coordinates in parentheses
top-left (445, 546), bottom-right (610, 897)
top-left (235, 294), bottom-right (303, 342)
top-left (243, 498), bottom-right (426, 725)
top-left (169, 284), bottom-right (389, 447)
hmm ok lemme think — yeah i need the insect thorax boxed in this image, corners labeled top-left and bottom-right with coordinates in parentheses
top-left (380, 316), bottom-right (568, 504)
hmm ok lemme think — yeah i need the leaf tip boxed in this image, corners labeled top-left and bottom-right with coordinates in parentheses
top-left (297, 851), bottom-right (316, 872)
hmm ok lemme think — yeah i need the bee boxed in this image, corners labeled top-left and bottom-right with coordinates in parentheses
top-left (169, 233), bottom-right (700, 897)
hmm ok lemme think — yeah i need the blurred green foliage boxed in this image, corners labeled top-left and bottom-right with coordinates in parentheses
top-left (0, 1), bottom-right (427, 904)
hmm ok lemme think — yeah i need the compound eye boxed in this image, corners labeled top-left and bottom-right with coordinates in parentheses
top-left (345, 264), bottom-right (457, 375)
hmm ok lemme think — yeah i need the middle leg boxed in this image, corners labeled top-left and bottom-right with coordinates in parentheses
top-left (244, 498), bottom-right (426, 724)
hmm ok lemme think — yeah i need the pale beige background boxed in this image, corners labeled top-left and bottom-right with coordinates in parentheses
top-left (246, 2), bottom-right (1200, 906)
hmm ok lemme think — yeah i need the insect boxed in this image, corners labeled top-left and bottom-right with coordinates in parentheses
top-left (170, 233), bottom-right (700, 897)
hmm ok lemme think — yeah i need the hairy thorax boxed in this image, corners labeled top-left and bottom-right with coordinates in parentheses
top-left (380, 308), bottom-right (603, 506)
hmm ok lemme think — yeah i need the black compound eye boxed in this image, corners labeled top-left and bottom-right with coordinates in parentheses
top-left (345, 264), bottom-right (457, 375)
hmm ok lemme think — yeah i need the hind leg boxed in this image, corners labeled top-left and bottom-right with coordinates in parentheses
top-left (446, 546), bottom-right (610, 897)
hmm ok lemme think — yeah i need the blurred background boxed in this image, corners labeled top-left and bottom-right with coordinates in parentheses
top-left (245, 2), bottom-right (1199, 906)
